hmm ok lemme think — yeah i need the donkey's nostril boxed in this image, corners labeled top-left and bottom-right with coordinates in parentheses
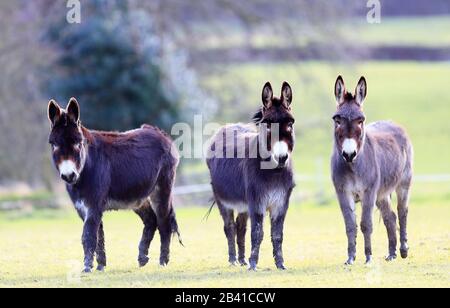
top-left (61, 172), bottom-right (77, 184)
top-left (342, 151), bottom-right (357, 163)
top-left (278, 154), bottom-right (289, 165)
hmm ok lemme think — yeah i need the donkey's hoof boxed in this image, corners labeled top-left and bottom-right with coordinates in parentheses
top-left (344, 256), bottom-right (355, 266)
top-left (365, 256), bottom-right (373, 265)
top-left (400, 247), bottom-right (409, 259)
top-left (400, 250), bottom-right (408, 259)
top-left (385, 254), bottom-right (397, 262)
top-left (96, 265), bottom-right (106, 272)
top-left (138, 256), bottom-right (150, 267)
top-left (248, 261), bottom-right (258, 271)
top-left (159, 257), bottom-right (169, 267)
top-left (276, 263), bottom-right (287, 271)
top-left (228, 257), bottom-right (238, 266)
top-left (82, 267), bottom-right (92, 274)
top-left (239, 259), bottom-right (248, 267)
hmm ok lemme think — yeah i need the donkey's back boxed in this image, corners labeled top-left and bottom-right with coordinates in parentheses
top-left (91, 126), bottom-right (178, 204)
top-left (367, 120), bottom-right (412, 155)
top-left (367, 121), bottom-right (413, 194)
top-left (206, 124), bottom-right (257, 204)
top-left (99, 126), bottom-right (177, 176)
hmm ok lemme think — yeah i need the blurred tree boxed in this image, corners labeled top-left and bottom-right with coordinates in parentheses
top-left (45, 0), bottom-right (189, 131)
top-left (0, 1), bottom-right (52, 185)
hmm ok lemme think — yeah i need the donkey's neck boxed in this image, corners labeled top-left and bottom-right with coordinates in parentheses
top-left (80, 126), bottom-right (95, 144)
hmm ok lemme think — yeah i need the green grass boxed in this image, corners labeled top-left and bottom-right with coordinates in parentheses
top-left (0, 191), bottom-right (52, 203)
top-left (195, 17), bottom-right (450, 49)
top-left (347, 17), bottom-right (450, 48)
top-left (0, 200), bottom-right (448, 288)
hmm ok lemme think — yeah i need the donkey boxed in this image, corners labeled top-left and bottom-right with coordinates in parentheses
top-left (207, 82), bottom-right (295, 271)
top-left (47, 98), bottom-right (181, 273)
top-left (331, 76), bottom-right (413, 265)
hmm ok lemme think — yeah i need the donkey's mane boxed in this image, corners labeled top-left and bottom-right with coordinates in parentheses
top-left (83, 123), bottom-right (172, 143)
top-left (345, 92), bottom-right (354, 100)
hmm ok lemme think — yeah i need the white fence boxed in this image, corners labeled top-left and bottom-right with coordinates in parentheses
top-left (173, 174), bottom-right (450, 196)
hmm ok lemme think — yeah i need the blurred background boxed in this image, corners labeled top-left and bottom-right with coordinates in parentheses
top-left (0, 0), bottom-right (449, 212)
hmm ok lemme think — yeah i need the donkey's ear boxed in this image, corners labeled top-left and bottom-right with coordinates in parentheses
top-left (48, 99), bottom-right (61, 126)
top-left (281, 81), bottom-right (292, 106)
top-left (262, 82), bottom-right (273, 108)
top-left (66, 97), bottom-right (80, 123)
top-left (355, 76), bottom-right (367, 105)
top-left (334, 75), bottom-right (346, 105)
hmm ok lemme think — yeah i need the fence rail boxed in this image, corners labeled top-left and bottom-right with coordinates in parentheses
top-left (173, 174), bottom-right (450, 196)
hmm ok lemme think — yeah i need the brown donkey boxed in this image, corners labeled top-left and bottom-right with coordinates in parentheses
top-left (47, 98), bottom-right (181, 272)
top-left (331, 76), bottom-right (413, 265)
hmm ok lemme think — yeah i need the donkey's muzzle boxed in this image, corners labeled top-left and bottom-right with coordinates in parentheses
top-left (342, 151), bottom-right (357, 163)
top-left (277, 154), bottom-right (289, 166)
top-left (61, 172), bottom-right (78, 184)
top-left (273, 154), bottom-right (289, 169)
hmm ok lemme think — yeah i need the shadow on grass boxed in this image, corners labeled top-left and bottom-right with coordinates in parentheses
top-left (0, 262), bottom-right (362, 287)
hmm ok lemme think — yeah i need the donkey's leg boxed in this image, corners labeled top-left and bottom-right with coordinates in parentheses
top-left (361, 194), bottom-right (376, 264)
top-left (153, 169), bottom-right (177, 267)
top-left (337, 191), bottom-right (357, 265)
top-left (82, 208), bottom-right (103, 273)
top-left (270, 206), bottom-right (288, 270)
top-left (95, 222), bottom-right (107, 271)
top-left (377, 197), bottom-right (398, 261)
top-left (397, 182), bottom-right (411, 259)
top-left (153, 198), bottom-right (173, 267)
top-left (218, 203), bottom-right (237, 265)
top-left (249, 207), bottom-right (265, 271)
top-left (135, 201), bottom-right (158, 267)
top-left (236, 213), bottom-right (248, 266)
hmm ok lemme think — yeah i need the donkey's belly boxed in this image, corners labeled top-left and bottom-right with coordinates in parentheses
top-left (221, 200), bottom-right (248, 213)
top-left (265, 189), bottom-right (287, 218)
top-left (106, 199), bottom-right (146, 211)
top-left (218, 188), bottom-right (287, 216)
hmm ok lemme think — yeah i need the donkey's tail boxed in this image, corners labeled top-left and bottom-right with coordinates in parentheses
top-left (170, 207), bottom-right (184, 247)
top-left (202, 199), bottom-right (216, 222)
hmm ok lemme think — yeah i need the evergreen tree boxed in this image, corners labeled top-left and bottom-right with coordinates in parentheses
top-left (45, 0), bottom-right (181, 131)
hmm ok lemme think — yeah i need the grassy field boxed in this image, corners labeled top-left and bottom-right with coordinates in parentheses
top-left (196, 17), bottom-right (450, 49)
top-left (0, 199), bottom-right (448, 288)
top-left (345, 17), bottom-right (450, 48)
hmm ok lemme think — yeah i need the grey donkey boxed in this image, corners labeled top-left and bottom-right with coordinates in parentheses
top-left (207, 82), bottom-right (296, 271)
top-left (331, 76), bottom-right (413, 265)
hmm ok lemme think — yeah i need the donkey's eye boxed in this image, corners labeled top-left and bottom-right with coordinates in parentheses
top-left (286, 123), bottom-right (294, 132)
top-left (335, 120), bottom-right (341, 126)
top-left (73, 143), bottom-right (81, 151)
top-left (52, 145), bottom-right (59, 152)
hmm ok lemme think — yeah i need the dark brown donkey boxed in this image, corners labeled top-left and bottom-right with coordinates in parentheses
top-left (331, 76), bottom-right (413, 265)
top-left (207, 82), bottom-right (296, 271)
top-left (47, 98), bottom-right (181, 273)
